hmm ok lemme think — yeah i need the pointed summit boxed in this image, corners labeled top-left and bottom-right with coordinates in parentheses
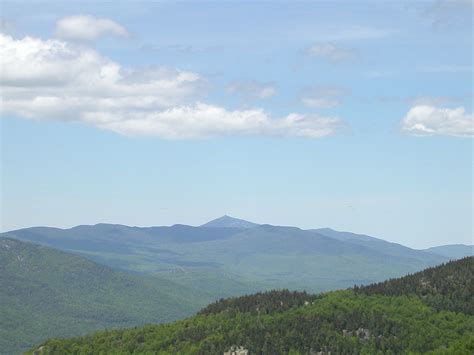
top-left (201, 215), bottom-right (258, 229)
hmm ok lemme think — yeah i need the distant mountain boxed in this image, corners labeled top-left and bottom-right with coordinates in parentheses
top-left (187, 224), bottom-right (448, 290)
top-left (201, 215), bottom-right (259, 229)
top-left (316, 228), bottom-right (472, 263)
top-left (423, 244), bottom-right (473, 259)
top-left (313, 228), bottom-right (382, 243)
top-left (2, 222), bottom-right (449, 294)
top-left (0, 238), bottom-right (211, 355)
top-left (30, 257), bottom-right (474, 354)
top-left (313, 227), bottom-right (445, 262)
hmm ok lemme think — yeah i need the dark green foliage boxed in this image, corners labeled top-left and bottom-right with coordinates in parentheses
top-left (355, 257), bottom-right (474, 314)
top-left (29, 257), bottom-right (474, 354)
top-left (29, 292), bottom-right (474, 354)
top-left (0, 238), bottom-right (211, 355)
top-left (199, 290), bottom-right (316, 316)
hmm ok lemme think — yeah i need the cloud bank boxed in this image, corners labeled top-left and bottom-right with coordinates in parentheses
top-left (0, 33), bottom-right (344, 139)
top-left (400, 105), bottom-right (473, 137)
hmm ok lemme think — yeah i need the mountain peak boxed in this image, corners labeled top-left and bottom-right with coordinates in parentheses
top-left (201, 215), bottom-right (258, 229)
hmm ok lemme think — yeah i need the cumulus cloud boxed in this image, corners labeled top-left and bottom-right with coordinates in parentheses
top-left (0, 33), bottom-right (205, 109)
top-left (55, 15), bottom-right (129, 40)
top-left (92, 103), bottom-right (345, 139)
top-left (227, 80), bottom-right (276, 100)
top-left (304, 43), bottom-right (355, 63)
top-left (400, 105), bottom-right (473, 137)
top-left (0, 33), bottom-right (345, 139)
top-left (300, 87), bottom-right (349, 109)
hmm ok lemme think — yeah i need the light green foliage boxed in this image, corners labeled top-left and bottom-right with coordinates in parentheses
top-left (30, 258), bottom-right (474, 354)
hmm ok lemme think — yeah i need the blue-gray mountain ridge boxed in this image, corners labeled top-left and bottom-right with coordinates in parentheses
top-left (2, 215), bottom-right (469, 293)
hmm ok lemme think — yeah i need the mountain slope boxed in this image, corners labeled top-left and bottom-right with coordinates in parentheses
top-left (0, 238), bottom-right (211, 355)
top-left (2, 222), bottom-right (449, 293)
top-left (174, 224), bottom-right (449, 290)
top-left (30, 257), bottom-right (474, 354)
top-left (1, 224), bottom-right (263, 297)
top-left (313, 227), bottom-right (445, 263)
top-left (423, 244), bottom-right (473, 259)
top-left (201, 215), bottom-right (259, 229)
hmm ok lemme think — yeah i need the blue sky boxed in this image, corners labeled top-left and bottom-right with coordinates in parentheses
top-left (1, 0), bottom-right (472, 248)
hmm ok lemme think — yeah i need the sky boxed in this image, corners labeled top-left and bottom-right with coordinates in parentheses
top-left (0, 0), bottom-right (472, 248)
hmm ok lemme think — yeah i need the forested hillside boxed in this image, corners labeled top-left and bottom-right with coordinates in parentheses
top-left (30, 257), bottom-right (474, 354)
top-left (0, 238), bottom-right (211, 355)
top-left (355, 256), bottom-right (473, 314)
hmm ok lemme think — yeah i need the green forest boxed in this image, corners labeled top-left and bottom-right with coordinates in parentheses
top-left (0, 238), bottom-right (210, 354)
top-left (29, 257), bottom-right (474, 354)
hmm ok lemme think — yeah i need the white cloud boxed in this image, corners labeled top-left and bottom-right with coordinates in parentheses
top-left (92, 103), bottom-right (345, 139)
top-left (227, 80), bottom-right (276, 100)
top-left (301, 87), bottom-right (348, 109)
top-left (400, 105), bottom-right (473, 137)
top-left (305, 43), bottom-right (354, 63)
top-left (0, 33), bottom-right (345, 139)
top-left (0, 33), bottom-right (205, 111)
top-left (55, 15), bottom-right (129, 40)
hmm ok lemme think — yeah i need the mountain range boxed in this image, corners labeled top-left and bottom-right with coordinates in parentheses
top-left (2, 216), bottom-right (472, 353)
top-left (2, 216), bottom-right (471, 295)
